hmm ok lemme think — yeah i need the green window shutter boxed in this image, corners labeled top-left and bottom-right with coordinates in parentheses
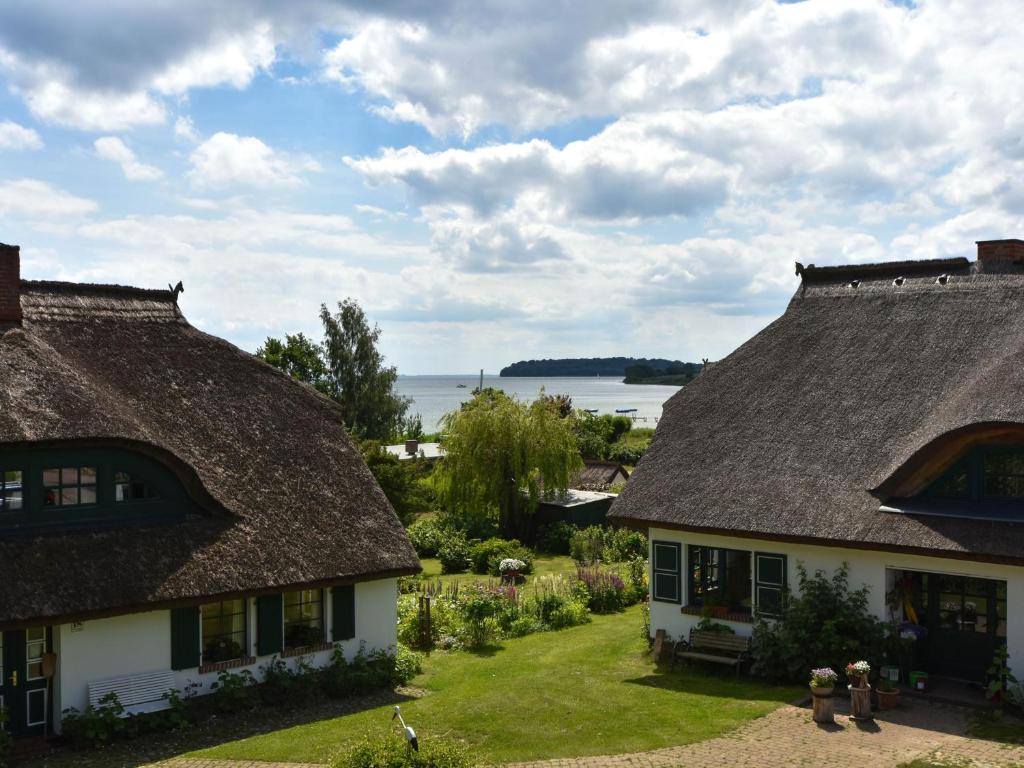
top-left (170, 606), bottom-right (200, 670)
top-left (651, 541), bottom-right (682, 604)
top-left (257, 594), bottom-right (283, 655)
top-left (754, 552), bottom-right (787, 618)
top-left (332, 584), bottom-right (356, 641)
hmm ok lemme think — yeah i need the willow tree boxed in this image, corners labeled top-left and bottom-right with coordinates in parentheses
top-left (436, 389), bottom-right (583, 537)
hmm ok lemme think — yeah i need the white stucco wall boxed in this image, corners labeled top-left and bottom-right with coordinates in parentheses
top-left (52, 577), bottom-right (399, 729)
top-left (647, 527), bottom-right (1024, 680)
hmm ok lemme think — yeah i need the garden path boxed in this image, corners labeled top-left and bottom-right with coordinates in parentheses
top-left (150, 698), bottom-right (1024, 768)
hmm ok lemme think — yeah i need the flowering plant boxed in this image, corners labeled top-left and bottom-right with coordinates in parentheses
top-left (846, 660), bottom-right (871, 678)
top-left (499, 558), bottom-right (527, 575)
top-left (810, 667), bottom-right (838, 687)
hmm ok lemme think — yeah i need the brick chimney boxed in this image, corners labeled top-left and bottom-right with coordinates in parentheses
top-left (976, 239), bottom-right (1024, 272)
top-left (0, 243), bottom-right (22, 324)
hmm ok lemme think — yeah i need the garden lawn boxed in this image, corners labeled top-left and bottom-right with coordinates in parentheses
top-left (193, 606), bottom-right (802, 765)
top-left (418, 554), bottom-right (577, 585)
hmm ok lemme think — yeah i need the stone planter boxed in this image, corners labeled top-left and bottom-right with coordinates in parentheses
top-left (810, 685), bottom-right (835, 724)
top-left (876, 687), bottom-right (900, 710)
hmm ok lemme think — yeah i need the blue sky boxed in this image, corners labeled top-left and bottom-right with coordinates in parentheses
top-left (1, 0), bottom-right (1023, 373)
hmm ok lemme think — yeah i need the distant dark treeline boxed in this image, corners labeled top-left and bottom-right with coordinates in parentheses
top-left (500, 357), bottom-right (702, 379)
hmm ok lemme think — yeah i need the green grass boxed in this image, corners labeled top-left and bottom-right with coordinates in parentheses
top-left (417, 554), bottom-right (577, 586)
top-left (192, 607), bottom-right (801, 765)
top-left (968, 710), bottom-right (1024, 745)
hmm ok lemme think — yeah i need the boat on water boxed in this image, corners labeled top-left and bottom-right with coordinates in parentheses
top-left (456, 384), bottom-right (467, 388)
top-left (615, 408), bottom-right (638, 414)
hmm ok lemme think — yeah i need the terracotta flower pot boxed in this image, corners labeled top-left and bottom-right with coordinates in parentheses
top-left (876, 688), bottom-right (900, 710)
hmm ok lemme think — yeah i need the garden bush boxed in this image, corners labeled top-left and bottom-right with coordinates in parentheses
top-left (750, 562), bottom-right (886, 682)
top-left (394, 643), bottom-right (424, 685)
top-left (322, 645), bottom-right (402, 697)
top-left (606, 441), bottom-right (645, 465)
top-left (260, 656), bottom-right (322, 707)
top-left (569, 526), bottom-right (605, 564)
top-left (209, 668), bottom-right (258, 713)
top-left (521, 575), bottom-right (590, 630)
top-left (602, 528), bottom-right (647, 563)
top-left (332, 733), bottom-right (471, 768)
top-left (534, 521), bottom-right (576, 555)
top-left (437, 531), bottom-right (471, 574)
top-left (576, 566), bottom-right (629, 613)
top-left (408, 517), bottom-right (448, 558)
top-left (61, 692), bottom-right (129, 749)
top-left (469, 537), bottom-right (534, 576)
top-left (569, 526), bottom-right (646, 565)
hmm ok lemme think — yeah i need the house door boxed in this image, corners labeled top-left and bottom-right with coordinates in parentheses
top-left (0, 628), bottom-right (50, 737)
top-left (923, 574), bottom-right (1006, 683)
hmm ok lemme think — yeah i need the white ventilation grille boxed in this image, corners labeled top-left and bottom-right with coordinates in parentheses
top-left (88, 669), bottom-right (175, 714)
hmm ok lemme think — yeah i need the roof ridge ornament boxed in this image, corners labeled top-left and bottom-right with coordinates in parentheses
top-left (168, 281), bottom-right (184, 302)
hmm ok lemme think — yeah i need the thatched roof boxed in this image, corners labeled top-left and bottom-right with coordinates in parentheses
top-left (572, 460), bottom-right (629, 491)
top-left (0, 279), bottom-right (419, 627)
top-left (611, 247), bottom-right (1024, 565)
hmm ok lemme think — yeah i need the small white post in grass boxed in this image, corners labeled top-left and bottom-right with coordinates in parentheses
top-left (393, 705), bottom-right (419, 752)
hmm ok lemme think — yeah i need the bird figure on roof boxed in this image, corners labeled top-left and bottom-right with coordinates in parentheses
top-left (168, 281), bottom-right (184, 301)
top-left (393, 705), bottom-right (418, 751)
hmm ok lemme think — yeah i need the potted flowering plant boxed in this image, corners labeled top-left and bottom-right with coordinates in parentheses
top-left (810, 667), bottom-right (838, 695)
top-left (846, 660), bottom-right (871, 689)
top-left (499, 558), bottom-right (527, 583)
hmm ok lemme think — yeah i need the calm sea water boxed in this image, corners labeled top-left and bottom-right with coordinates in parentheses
top-left (395, 375), bottom-right (681, 431)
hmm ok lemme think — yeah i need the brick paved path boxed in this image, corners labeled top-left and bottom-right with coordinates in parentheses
top-left (152, 699), bottom-right (1024, 768)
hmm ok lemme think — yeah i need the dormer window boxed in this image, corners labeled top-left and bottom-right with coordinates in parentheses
top-left (42, 466), bottom-right (97, 507)
top-left (982, 452), bottom-right (1024, 497)
top-left (115, 471), bottom-right (158, 502)
top-left (1, 470), bottom-right (22, 511)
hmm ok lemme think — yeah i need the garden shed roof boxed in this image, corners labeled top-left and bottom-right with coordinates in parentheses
top-left (611, 241), bottom-right (1024, 565)
top-left (0, 258), bottom-right (419, 627)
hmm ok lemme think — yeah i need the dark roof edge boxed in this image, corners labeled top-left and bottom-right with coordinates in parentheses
top-left (795, 257), bottom-right (970, 283)
top-left (20, 280), bottom-right (178, 302)
top-left (0, 567), bottom-right (421, 632)
top-left (607, 515), bottom-right (1024, 568)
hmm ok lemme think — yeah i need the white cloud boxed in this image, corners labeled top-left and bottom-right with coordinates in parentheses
top-left (188, 132), bottom-right (321, 188)
top-left (174, 116), bottom-right (200, 143)
top-left (0, 178), bottom-right (97, 216)
top-left (94, 137), bottom-right (163, 181)
top-left (152, 24), bottom-right (276, 94)
top-left (0, 120), bottom-right (42, 150)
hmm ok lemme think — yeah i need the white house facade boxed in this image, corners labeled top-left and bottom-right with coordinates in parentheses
top-left (0, 243), bottom-right (420, 738)
top-left (612, 238), bottom-right (1024, 686)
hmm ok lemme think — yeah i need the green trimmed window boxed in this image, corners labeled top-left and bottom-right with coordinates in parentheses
top-left (651, 541), bottom-right (682, 603)
top-left (283, 589), bottom-right (324, 648)
top-left (114, 471), bottom-right (159, 502)
top-left (754, 552), bottom-right (787, 617)
top-left (42, 466), bottom-right (97, 507)
top-left (0, 470), bottom-right (23, 512)
top-left (924, 446), bottom-right (1024, 501)
top-left (688, 546), bottom-right (752, 613)
top-left (201, 599), bottom-right (247, 664)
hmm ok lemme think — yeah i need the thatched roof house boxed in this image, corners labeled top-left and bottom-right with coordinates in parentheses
top-left (612, 239), bottom-right (1024, 684)
top-left (572, 459), bottom-right (629, 492)
top-left (0, 243), bottom-right (418, 736)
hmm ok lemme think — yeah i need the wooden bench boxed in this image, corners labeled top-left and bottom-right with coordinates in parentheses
top-left (671, 628), bottom-right (752, 676)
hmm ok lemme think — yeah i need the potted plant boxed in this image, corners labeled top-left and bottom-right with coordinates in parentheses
top-left (846, 660), bottom-right (871, 689)
top-left (876, 678), bottom-right (900, 710)
top-left (810, 667), bottom-right (838, 696)
top-left (809, 668), bottom-right (838, 724)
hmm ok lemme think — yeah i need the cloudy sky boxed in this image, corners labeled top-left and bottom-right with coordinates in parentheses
top-left (1, 0), bottom-right (1022, 373)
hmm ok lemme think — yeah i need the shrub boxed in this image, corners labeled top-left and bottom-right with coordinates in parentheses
top-left (61, 692), bottom-right (128, 749)
top-left (602, 528), bottom-right (647, 563)
top-left (522, 575), bottom-right (590, 630)
top-left (624, 555), bottom-right (648, 601)
top-left (260, 656), bottom-right (321, 707)
top-left (322, 645), bottom-right (399, 698)
top-left (209, 668), bottom-right (258, 714)
top-left (534, 521), bottom-right (576, 555)
top-left (469, 537), bottom-right (533, 576)
top-left (332, 733), bottom-right (471, 768)
top-left (575, 565), bottom-right (628, 613)
top-left (437, 531), bottom-right (471, 574)
top-left (750, 562), bottom-right (887, 682)
top-left (569, 526), bottom-right (605, 564)
top-left (394, 644), bottom-right (424, 686)
top-left (408, 517), bottom-right (448, 558)
top-left (459, 582), bottom-right (515, 648)
top-left (606, 441), bottom-right (645, 465)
